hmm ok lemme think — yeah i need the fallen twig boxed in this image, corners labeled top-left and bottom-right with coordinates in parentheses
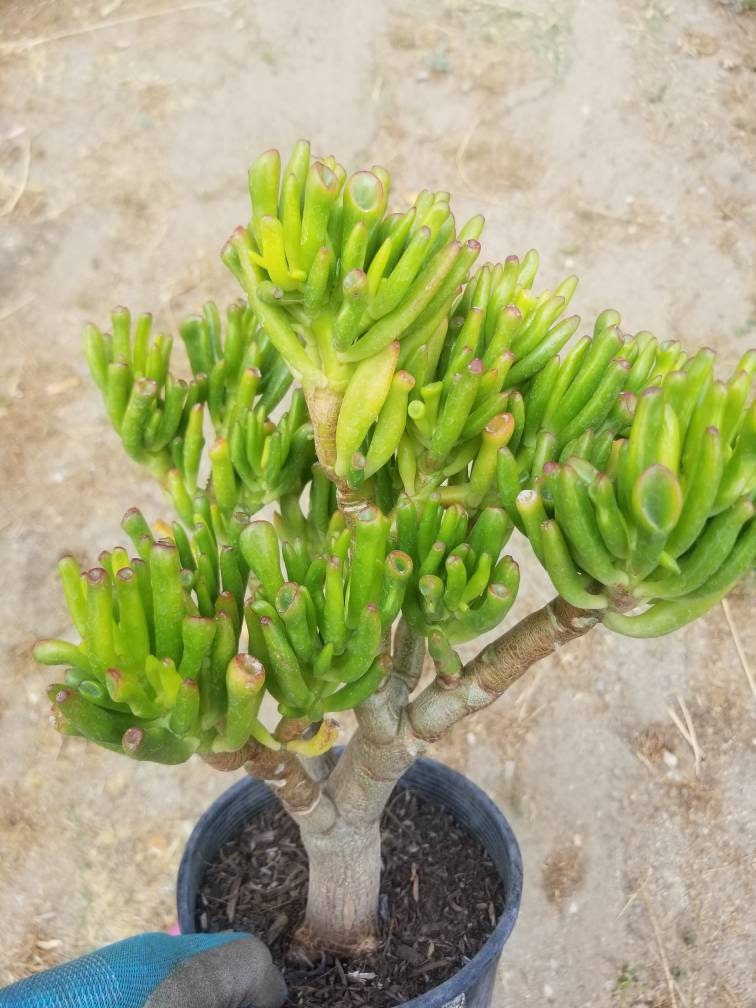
top-left (0, 130), bottom-right (31, 216)
top-left (0, 298), bottom-right (32, 323)
top-left (0, 2), bottom-right (225, 56)
top-left (721, 598), bottom-right (755, 701)
top-left (666, 695), bottom-right (703, 777)
top-left (643, 894), bottom-right (679, 1008)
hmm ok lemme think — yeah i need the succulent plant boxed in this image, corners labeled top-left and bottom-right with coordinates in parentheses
top-left (34, 141), bottom-right (755, 957)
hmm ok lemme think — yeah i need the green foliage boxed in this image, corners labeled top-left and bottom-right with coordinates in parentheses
top-left (35, 140), bottom-right (756, 768)
top-left (222, 147), bottom-right (585, 497)
top-left (35, 512), bottom-right (255, 762)
top-left (85, 301), bottom-right (315, 524)
top-left (506, 349), bottom-right (756, 632)
top-left (392, 497), bottom-right (518, 645)
top-left (241, 506), bottom-right (411, 723)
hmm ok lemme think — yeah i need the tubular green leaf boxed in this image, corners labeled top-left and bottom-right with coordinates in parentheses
top-left (122, 725), bottom-right (197, 764)
top-left (248, 148), bottom-right (281, 249)
top-left (555, 465), bottom-right (629, 587)
top-left (149, 542), bottom-right (185, 665)
top-left (346, 504), bottom-right (389, 627)
top-left (53, 689), bottom-right (143, 748)
top-left (335, 340), bottom-right (399, 477)
top-left (223, 654), bottom-right (266, 751)
top-left (637, 497), bottom-right (753, 600)
top-left (84, 568), bottom-right (115, 678)
top-left (341, 240), bottom-right (462, 362)
top-left (58, 556), bottom-right (88, 637)
top-left (364, 370), bottom-right (415, 478)
top-left (603, 592), bottom-right (728, 638)
top-left (240, 521), bottom-right (283, 599)
top-left (323, 658), bottom-right (385, 711)
top-left (540, 520), bottom-right (608, 609)
top-left (259, 615), bottom-right (310, 707)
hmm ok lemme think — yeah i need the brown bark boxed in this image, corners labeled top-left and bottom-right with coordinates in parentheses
top-left (203, 741), bottom-right (336, 831)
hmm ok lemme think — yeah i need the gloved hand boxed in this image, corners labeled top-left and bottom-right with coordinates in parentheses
top-left (0, 931), bottom-right (286, 1008)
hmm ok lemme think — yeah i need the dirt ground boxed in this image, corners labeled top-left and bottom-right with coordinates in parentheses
top-left (1, 0), bottom-right (754, 1004)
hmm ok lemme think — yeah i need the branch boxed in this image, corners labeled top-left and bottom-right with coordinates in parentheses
top-left (326, 724), bottom-right (416, 826)
top-left (392, 617), bottom-right (427, 693)
top-left (406, 596), bottom-right (600, 742)
top-left (203, 741), bottom-right (337, 833)
top-left (325, 598), bottom-right (600, 824)
top-left (355, 667), bottom-right (408, 745)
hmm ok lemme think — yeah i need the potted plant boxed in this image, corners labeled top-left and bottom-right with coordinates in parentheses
top-left (34, 141), bottom-right (755, 1007)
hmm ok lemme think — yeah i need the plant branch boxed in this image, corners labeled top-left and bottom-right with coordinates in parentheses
top-left (202, 598), bottom-right (599, 840)
top-left (326, 723), bottom-right (416, 826)
top-left (355, 669), bottom-right (408, 745)
top-left (406, 596), bottom-right (600, 742)
top-left (304, 384), bottom-right (342, 481)
top-left (392, 617), bottom-right (427, 693)
top-left (203, 742), bottom-right (336, 832)
top-left (303, 384), bottom-right (376, 520)
top-left (327, 597), bottom-right (600, 826)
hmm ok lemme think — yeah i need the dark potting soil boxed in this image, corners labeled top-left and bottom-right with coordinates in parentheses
top-left (197, 789), bottom-right (505, 1007)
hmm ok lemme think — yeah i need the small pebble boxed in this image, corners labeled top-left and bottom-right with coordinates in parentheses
top-left (36, 939), bottom-right (62, 951)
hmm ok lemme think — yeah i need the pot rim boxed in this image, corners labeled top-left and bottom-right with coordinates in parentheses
top-left (177, 754), bottom-right (523, 1007)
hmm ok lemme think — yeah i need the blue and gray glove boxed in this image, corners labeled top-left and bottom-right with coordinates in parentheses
top-left (0, 931), bottom-right (286, 1008)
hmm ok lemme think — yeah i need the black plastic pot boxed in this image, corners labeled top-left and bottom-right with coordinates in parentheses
top-left (177, 755), bottom-right (523, 1008)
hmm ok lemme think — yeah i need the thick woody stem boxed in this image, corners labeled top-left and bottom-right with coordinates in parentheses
top-left (392, 617), bottom-right (427, 693)
top-left (207, 597), bottom-right (600, 957)
top-left (296, 814), bottom-right (383, 956)
top-left (203, 742), bottom-right (336, 832)
top-left (295, 723), bottom-right (410, 956)
top-left (406, 596), bottom-right (599, 741)
top-left (326, 721), bottom-right (416, 826)
top-left (303, 383), bottom-right (374, 520)
top-left (355, 671), bottom-right (408, 745)
top-left (304, 385), bottom-right (342, 479)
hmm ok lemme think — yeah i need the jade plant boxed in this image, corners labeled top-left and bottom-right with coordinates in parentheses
top-left (35, 141), bottom-right (755, 957)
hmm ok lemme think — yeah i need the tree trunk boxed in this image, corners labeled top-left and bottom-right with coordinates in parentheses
top-left (296, 814), bottom-right (384, 956)
top-left (291, 721), bottom-right (414, 955)
top-left (225, 595), bottom-right (601, 957)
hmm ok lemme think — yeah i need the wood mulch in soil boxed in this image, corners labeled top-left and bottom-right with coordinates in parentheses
top-left (197, 788), bottom-right (505, 1006)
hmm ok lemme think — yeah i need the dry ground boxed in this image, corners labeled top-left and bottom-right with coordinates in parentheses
top-left (1, 1), bottom-right (755, 1005)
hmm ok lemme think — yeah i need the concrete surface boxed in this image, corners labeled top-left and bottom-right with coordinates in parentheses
top-left (1, 1), bottom-right (754, 1005)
